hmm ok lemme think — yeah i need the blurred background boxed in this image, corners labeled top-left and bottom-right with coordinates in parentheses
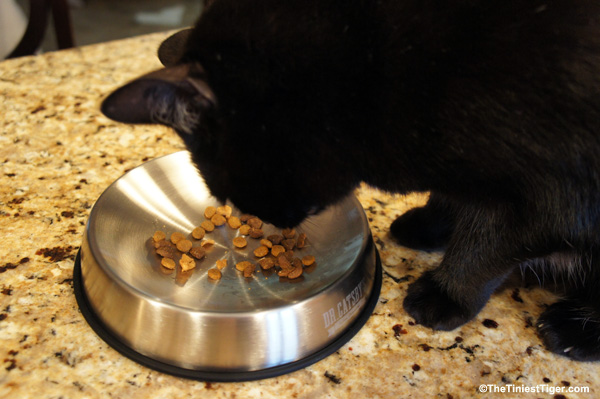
top-left (1, 0), bottom-right (204, 59)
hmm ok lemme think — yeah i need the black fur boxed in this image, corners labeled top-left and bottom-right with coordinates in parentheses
top-left (101, 0), bottom-right (600, 360)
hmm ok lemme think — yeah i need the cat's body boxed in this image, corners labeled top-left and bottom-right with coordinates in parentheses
top-left (102, 0), bottom-right (600, 360)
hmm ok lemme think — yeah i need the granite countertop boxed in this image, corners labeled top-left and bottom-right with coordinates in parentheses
top-left (0, 32), bottom-right (598, 399)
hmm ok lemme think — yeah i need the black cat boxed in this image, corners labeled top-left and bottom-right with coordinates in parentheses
top-left (101, 0), bottom-right (600, 361)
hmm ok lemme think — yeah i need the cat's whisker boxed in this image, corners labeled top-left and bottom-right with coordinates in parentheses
top-left (525, 263), bottom-right (543, 287)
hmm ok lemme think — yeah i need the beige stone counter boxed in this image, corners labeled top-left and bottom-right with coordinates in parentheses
top-left (0, 32), bottom-right (598, 398)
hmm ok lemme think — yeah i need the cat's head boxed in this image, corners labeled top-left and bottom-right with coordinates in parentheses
top-left (102, 19), bottom-right (362, 227)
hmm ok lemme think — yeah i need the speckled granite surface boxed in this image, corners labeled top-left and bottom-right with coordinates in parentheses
top-left (1, 32), bottom-right (598, 399)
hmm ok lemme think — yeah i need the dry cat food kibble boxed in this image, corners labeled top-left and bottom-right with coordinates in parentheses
top-left (176, 239), bottom-right (193, 253)
top-left (192, 227), bottom-right (205, 240)
top-left (253, 246), bottom-right (269, 258)
top-left (282, 250), bottom-right (294, 261)
top-left (267, 234), bottom-right (283, 245)
top-left (153, 231), bottom-right (166, 242)
top-left (217, 205), bottom-right (233, 218)
top-left (204, 206), bottom-right (217, 219)
top-left (189, 246), bottom-right (206, 259)
top-left (271, 245), bottom-right (285, 257)
top-left (249, 228), bottom-right (264, 239)
top-left (232, 237), bottom-right (247, 248)
top-left (302, 255), bottom-right (316, 266)
top-left (228, 216), bottom-right (242, 229)
top-left (277, 254), bottom-right (292, 270)
top-left (161, 257), bottom-right (176, 269)
top-left (179, 254), bottom-right (196, 272)
top-left (287, 264), bottom-right (303, 279)
top-left (247, 217), bottom-right (263, 229)
top-left (239, 225), bottom-right (251, 235)
top-left (258, 257), bottom-right (275, 270)
top-left (151, 205), bottom-right (316, 282)
top-left (200, 220), bottom-right (215, 232)
top-left (278, 268), bottom-right (291, 277)
top-left (207, 268), bottom-right (222, 280)
top-left (260, 239), bottom-right (273, 248)
top-left (243, 263), bottom-right (256, 278)
top-left (282, 238), bottom-right (296, 251)
top-left (210, 213), bottom-right (227, 227)
top-left (156, 245), bottom-right (176, 259)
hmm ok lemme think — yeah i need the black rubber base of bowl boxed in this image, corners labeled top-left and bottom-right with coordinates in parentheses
top-left (73, 247), bottom-right (382, 382)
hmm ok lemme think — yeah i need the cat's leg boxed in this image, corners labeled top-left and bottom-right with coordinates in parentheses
top-left (390, 192), bottom-right (455, 250)
top-left (537, 256), bottom-right (600, 361)
top-left (403, 203), bottom-right (518, 330)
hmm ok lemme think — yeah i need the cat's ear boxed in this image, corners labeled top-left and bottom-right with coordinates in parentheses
top-left (158, 28), bottom-right (193, 67)
top-left (101, 64), bottom-right (216, 134)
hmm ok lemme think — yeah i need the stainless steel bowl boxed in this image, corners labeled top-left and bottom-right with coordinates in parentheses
top-left (74, 151), bottom-right (381, 381)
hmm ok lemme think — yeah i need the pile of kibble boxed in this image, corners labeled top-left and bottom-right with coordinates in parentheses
top-left (151, 205), bottom-right (316, 281)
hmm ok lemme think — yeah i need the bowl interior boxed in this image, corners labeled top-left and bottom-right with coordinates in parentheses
top-left (87, 151), bottom-right (370, 313)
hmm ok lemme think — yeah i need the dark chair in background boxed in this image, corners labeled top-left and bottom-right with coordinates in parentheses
top-left (7, 0), bottom-right (75, 58)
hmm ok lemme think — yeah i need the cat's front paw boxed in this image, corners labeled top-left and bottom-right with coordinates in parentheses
top-left (390, 206), bottom-right (452, 251)
top-left (403, 271), bottom-right (477, 331)
top-left (538, 300), bottom-right (600, 361)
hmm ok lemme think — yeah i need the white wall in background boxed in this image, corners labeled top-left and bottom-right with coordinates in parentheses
top-left (0, 0), bottom-right (28, 59)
